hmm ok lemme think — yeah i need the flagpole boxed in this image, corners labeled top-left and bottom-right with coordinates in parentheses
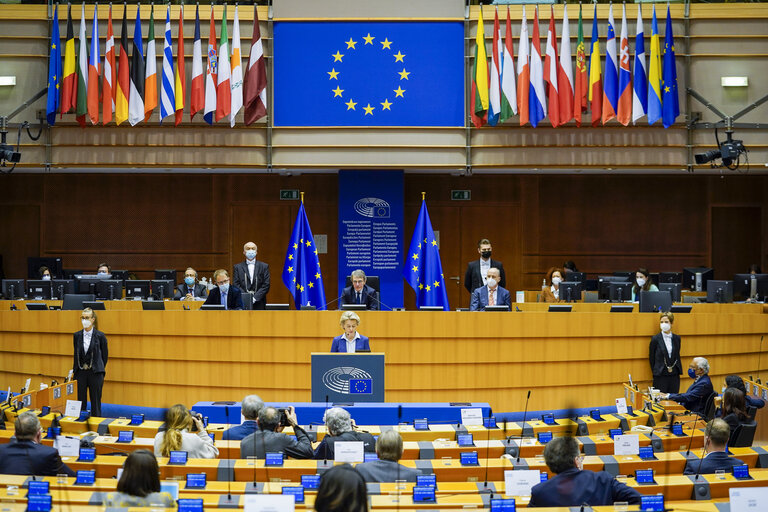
top-left (300, 191), bottom-right (304, 203)
top-left (421, 192), bottom-right (425, 200)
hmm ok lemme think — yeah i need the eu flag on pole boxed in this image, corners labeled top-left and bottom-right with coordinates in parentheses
top-left (273, 22), bottom-right (464, 127)
top-left (282, 199), bottom-right (327, 310)
top-left (46, 4), bottom-right (61, 125)
top-left (403, 198), bottom-right (449, 311)
top-left (661, 6), bottom-right (679, 129)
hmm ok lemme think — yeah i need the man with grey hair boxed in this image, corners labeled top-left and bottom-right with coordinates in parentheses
top-left (0, 412), bottom-right (75, 476)
top-left (354, 430), bottom-right (420, 482)
top-left (222, 395), bottom-right (264, 441)
top-left (529, 436), bottom-right (641, 507)
top-left (313, 407), bottom-right (376, 459)
top-left (341, 269), bottom-right (379, 310)
top-left (240, 406), bottom-right (313, 459)
top-left (663, 357), bottom-right (714, 417)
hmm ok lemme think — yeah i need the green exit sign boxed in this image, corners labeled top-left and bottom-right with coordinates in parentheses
top-left (451, 190), bottom-right (471, 201)
top-left (280, 189), bottom-right (300, 200)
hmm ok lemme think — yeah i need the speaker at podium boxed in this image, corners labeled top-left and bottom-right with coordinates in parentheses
top-left (311, 353), bottom-right (385, 403)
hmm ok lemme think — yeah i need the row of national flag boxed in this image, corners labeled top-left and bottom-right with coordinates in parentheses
top-left (46, 3), bottom-right (267, 127)
top-left (472, 4), bottom-right (679, 129)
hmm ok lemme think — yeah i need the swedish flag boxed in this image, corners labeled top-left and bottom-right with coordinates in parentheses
top-left (403, 199), bottom-right (449, 310)
top-left (282, 201), bottom-right (327, 310)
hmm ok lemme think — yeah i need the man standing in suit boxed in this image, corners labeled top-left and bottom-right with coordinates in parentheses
top-left (649, 312), bottom-right (682, 393)
top-left (233, 242), bottom-right (270, 310)
top-left (684, 419), bottom-right (745, 474)
top-left (174, 267), bottom-right (208, 300)
top-left (529, 436), bottom-right (641, 507)
top-left (663, 357), bottom-right (714, 417)
top-left (470, 268), bottom-right (511, 311)
top-left (203, 269), bottom-right (244, 310)
top-left (464, 238), bottom-right (507, 295)
top-left (355, 430), bottom-right (420, 483)
top-left (0, 412), bottom-right (75, 476)
top-left (341, 269), bottom-right (379, 310)
top-left (240, 406), bottom-right (314, 459)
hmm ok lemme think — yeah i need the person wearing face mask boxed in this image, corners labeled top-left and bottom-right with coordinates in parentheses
top-left (648, 312), bottom-right (682, 394)
top-left (470, 267), bottom-right (511, 311)
top-left (174, 267), bottom-right (208, 300)
top-left (662, 357), bottom-right (714, 417)
top-left (203, 269), bottom-right (244, 310)
top-left (539, 267), bottom-right (566, 303)
top-left (72, 308), bottom-right (108, 417)
top-left (464, 238), bottom-right (507, 296)
top-left (38, 266), bottom-right (52, 280)
top-left (96, 263), bottom-right (112, 278)
top-left (528, 436), bottom-right (641, 507)
top-left (631, 267), bottom-right (658, 301)
top-left (233, 241), bottom-right (271, 310)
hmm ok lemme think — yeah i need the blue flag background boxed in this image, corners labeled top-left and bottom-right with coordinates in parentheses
top-left (273, 21), bottom-right (464, 127)
top-left (46, 5), bottom-right (61, 125)
top-left (282, 202), bottom-right (327, 309)
top-left (403, 200), bottom-right (449, 310)
top-left (661, 7), bottom-right (679, 129)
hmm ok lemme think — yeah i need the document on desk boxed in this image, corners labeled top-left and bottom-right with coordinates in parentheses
top-left (505, 470), bottom-right (540, 496)
top-left (64, 399), bottom-right (81, 418)
top-left (334, 441), bottom-right (364, 463)
top-left (615, 397), bottom-right (628, 414)
top-left (461, 408), bottom-right (484, 426)
top-left (729, 487), bottom-right (768, 511)
top-left (244, 494), bottom-right (295, 512)
top-left (614, 434), bottom-right (640, 455)
top-left (54, 436), bottom-right (80, 457)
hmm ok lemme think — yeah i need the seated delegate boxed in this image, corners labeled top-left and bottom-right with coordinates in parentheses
top-left (725, 375), bottom-right (766, 411)
top-left (720, 388), bottom-right (751, 445)
top-left (240, 406), bottom-right (314, 459)
top-left (153, 404), bottom-right (219, 459)
top-left (662, 357), bottom-right (714, 417)
top-left (174, 267), bottom-right (208, 300)
top-left (539, 267), bottom-right (566, 303)
top-left (221, 394), bottom-right (264, 441)
top-left (105, 450), bottom-right (174, 507)
top-left (331, 311), bottom-right (370, 353)
top-left (354, 430), bottom-right (420, 483)
top-left (684, 418), bottom-right (745, 474)
top-left (313, 407), bottom-right (376, 459)
top-left (0, 412), bottom-right (75, 476)
top-left (470, 267), bottom-right (510, 311)
top-left (340, 269), bottom-right (380, 310)
top-left (202, 269), bottom-right (244, 310)
top-left (631, 267), bottom-right (659, 301)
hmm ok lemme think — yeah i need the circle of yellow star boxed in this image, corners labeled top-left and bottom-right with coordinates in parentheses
top-left (363, 103), bottom-right (375, 115)
top-left (328, 68), bottom-right (340, 80)
top-left (380, 38), bottom-right (392, 50)
top-left (332, 86), bottom-right (344, 97)
top-left (345, 38), bottom-right (357, 49)
top-left (380, 99), bottom-right (392, 111)
top-left (332, 51), bottom-right (344, 62)
top-left (345, 99), bottom-right (357, 110)
top-left (398, 68), bottom-right (410, 80)
top-left (393, 51), bottom-right (405, 62)
top-left (363, 33), bottom-right (375, 45)
top-left (394, 86), bottom-right (405, 98)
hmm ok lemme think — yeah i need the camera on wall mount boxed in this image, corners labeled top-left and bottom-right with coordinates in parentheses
top-left (693, 130), bottom-right (747, 170)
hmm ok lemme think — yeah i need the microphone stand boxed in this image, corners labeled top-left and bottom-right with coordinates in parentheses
top-left (516, 391), bottom-right (531, 465)
top-left (221, 406), bottom-right (236, 505)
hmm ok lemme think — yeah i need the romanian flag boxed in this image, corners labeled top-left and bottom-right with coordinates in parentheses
top-left (61, 4), bottom-right (76, 116)
top-left (175, 6), bottom-right (186, 126)
top-left (573, 5), bottom-right (587, 126)
top-left (557, 4), bottom-right (574, 126)
top-left (516, 6), bottom-right (530, 126)
top-left (543, 6), bottom-right (560, 127)
top-left (128, 7), bottom-right (145, 126)
top-left (103, 4), bottom-right (116, 125)
top-left (190, 5), bottom-right (204, 119)
top-left (647, 5), bottom-right (662, 125)
top-left (215, 4), bottom-right (231, 122)
top-left (87, 6), bottom-right (100, 125)
top-left (75, 3), bottom-right (88, 128)
top-left (661, 6), bottom-right (679, 129)
top-left (617, 5), bottom-right (632, 126)
top-left (144, 8), bottom-right (157, 122)
top-left (601, 4), bottom-right (618, 125)
top-left (470, 6), bottom-right (489, 128)
top-left (587, 5), bottom-right (602, 127)
top-left (528, 6), bottom-right (546, 128)
top-left (115, 5), bottom-right (130, 126)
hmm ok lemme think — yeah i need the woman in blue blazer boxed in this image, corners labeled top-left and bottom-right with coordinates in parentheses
top-left (331, 311), bottom-right (371, 353)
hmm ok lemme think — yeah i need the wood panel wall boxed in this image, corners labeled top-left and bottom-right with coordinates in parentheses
top-left (1, 173), bottom-right (766, 309)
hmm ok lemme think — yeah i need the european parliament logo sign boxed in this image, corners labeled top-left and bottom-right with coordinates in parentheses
top-left (354, 198), bottom-right (390, 219)
top-left (322, 366), bottom-right (373, 395)
top-left (312, 353), bottom-right (384, 402)
top-left (273, 22), bottom-right (464, 126)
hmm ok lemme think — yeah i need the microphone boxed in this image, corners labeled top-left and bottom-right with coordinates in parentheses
top-left (757, 336), bottom-right (764, 385)
top-left (693, 435), bottom-right (709, 480)
top-left (260, 413), bottom-right (271, 493)
top-left (323, 395), bottom-right (330, 465)
top-left (682, 412), bottom-right (700, 457)
top-left (517, 391), bottom-right (531, 463)
top-left (325, 294), bottom-right (347, 310)
top-left (368, 293), bottom-right (394, 312)
top-left (482, 407), bottom-right (492, 493)
top-left (396, 405), bottom-right (402, 512)
top-left (223, 406), bottom-right (235, 505)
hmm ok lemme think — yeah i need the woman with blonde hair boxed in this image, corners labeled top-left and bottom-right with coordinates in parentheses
top-left (330, 311), bottom-right (370, 353)
top-left (153, 404), bottom-right (218, 459)
top-left (73, 307), bottom-right (108, 417)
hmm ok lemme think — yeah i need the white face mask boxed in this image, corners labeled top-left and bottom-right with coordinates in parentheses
top-left (636, 277), bottom-right (647, 287)
top-left (81, 319), bottom-right (92, 329)
top-left (41, 275), bottom-right (51, 281)
top-left (487, 278), bottom-right (498, 289)
top-left (660, 322), bottom-right (671, 332)
top-left (552, 277), bottom-right (562, 286)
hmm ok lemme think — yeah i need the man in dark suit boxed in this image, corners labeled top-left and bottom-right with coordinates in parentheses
top-left (174, 267), bottom-right (208, 300)
top-left (0, 412), bottom-right (75, 476)
top-left (203, 269), bottom-right (244, 310)
top-left (464, 238), bottom-right (507, 294)
top-left (233, 241), bottom-right (270, 310)
top-left (649, 311), bottom-right (682, 393)
top-left (222, 394), bottom-right (264, 441)
top-left (340, 269), bottom-right (380, 310)
top-left (470, 267), bottom-right (511, 311)
top-left (684, 418), bottom-right (745, 474)
top-left (355, 430), bottom-right (420, 483)
top-left (240, 406), bottom-right (314, 459)
top-left (663, 357), bottom-right (714, 417)
top-left (529, 436), bottom-right (641, 507)
top-left (314, 407), bottom-right (376, 459)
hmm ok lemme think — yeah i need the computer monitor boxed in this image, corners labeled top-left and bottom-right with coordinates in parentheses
top-left (28, 257), bottom-right (63, 279)
top-left (682, 267), bottom-right (714, 291)
top-left (154, 269), bottom-right (178, 284)
top-left (75, 277), bottom-right (102, 295)
top-left (340, 304), bottom-right (366, 311)
top-left (95, 280), bottom-right (123, 300)
top-left (559, 281), bottom-right (583, 303)
top-left (608, 282), bottom-right (632, 302)
top-left (110, 270), bottom-right (130, 283)
top-left (124, 280), bottom-right (151, 300)
top-left (265, 304), bottom-right (290, 311)
top-left (83, 301), bottom-right (106, 310)
top-left (51, 279), bottom-right (75, 299)
top-left (62, 294), bottom-right (95, 311)
top-left (613, 271), bottom-right (634, 279)
top-left (659, 272), bottom-right (683, 284)
top-left (598, 275), bottom-right (630, 301)
top-left (563, 271), bottom-right (585, 284)
top-left (485, 305), bottom-right (510, 312)
top-left (733, 274), bottom-right (768, 301)
top-left (151, 280), bottom-right (174, 300)
top-left (142, 301), bottom-right (166, 311)
top-left (26, 280), bottom-right (52, 300)
top-left (639, 291), bottom-right (673, 313)
top-left (707, 280), bottom-right (733, 303)
top-left (659, 283), bottom-right (682, 303)
top-left (2, 279), bottom-right (25, 299)
top-left (63, 269), bottom-right (84, 279)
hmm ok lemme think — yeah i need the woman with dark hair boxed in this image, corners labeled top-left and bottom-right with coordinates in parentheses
top-left (38, 266), bottom-right (51, 280)
top-left (725, 375), bottom-right (766, 411)
top-left (749, 264), bottom-right (762, 275)
top-left (314, 464), bottom-right (368, 512)
top-left (105, 450), bottom-right (174, 507)
top-left (539, 267), bottom-right (565, 303)
top-left (153, 404), bottom-right (218, 459)
top-left (631, 268), bottom-right (659, 301)
top-left (721, 388), bottom-right (750, 445)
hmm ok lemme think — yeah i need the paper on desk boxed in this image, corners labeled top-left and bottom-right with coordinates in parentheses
top-left (461, 408), bottom-right (484, 426)
top-left (64, 399), bottom-right (81, 418)
top-left (505, 469), bottom-right (540, 496)
top-left (615, 397), bottom-right (628, 414)
top-left (614, 434), bottom-right (640, 455)
top-left (54, 436), bottom-right (80, 457)
top-left (244, 494), bottom-right (295, 512)
top-left (334, 441), bottom-right (364, 463)
top-left (729, 486), bottom-right (768, 511)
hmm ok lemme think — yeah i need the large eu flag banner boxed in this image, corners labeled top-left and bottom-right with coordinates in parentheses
top-left (273, 22), bottom-right (464, 127)
top-left (403, 200), bottom-right (449, 310)
top-left (282, 202), bottom-right (327, 309)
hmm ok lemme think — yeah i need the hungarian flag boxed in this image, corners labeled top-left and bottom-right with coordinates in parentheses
top-left (499, 7), bottom-right (517, 120)
top-left (203, 8), bottom-right (218, 124)
top-left (573, 4), bottom-right (587, 126)
top-left (87, 6), bottom-right (100, 125)
top-left (115, 5), bottom-right (130, 126)
top-left (632, 5), bottom-right (648, 125)
top-left (516, 6), bottom-right (530, 125)
top-left (588, 5), bottom-right (602, 127)
top-left (243, 3), bottom-right (267, 125)
top-left (543, 6), bottom-right (559, 127)
top-left (486, 7), bottom-right (501, 127)
top-left (470, 6), bottom-right (488, 128)
top-left (61, 4), bottom-right (76, 116)
top-left (557, 4), bottom-right (574, 126)
top-left (230, 5), bottom-right (243, 127)
top-left (75, 3), bottom-right (88, 128)
top-left (528, 6), bottom-right (546, 128)
top-left (103, 4), bottom-right (116, 125)
top-left (144, 8), bottom-right (157, 122)
top-left (160, 6), bottom-right (175, 123)
top-left (190, 5), bottom-right (204, 119)
top-left (601, 4), bottom-right (618, 124)
top-left (215, 4), bottom-right (231, 122)
top-left (617, 4), bottom-right (632, 126)
top-left (128, 8), bottom-right (145, 126)
top-left (175, 6), bottom-right (186, 126)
